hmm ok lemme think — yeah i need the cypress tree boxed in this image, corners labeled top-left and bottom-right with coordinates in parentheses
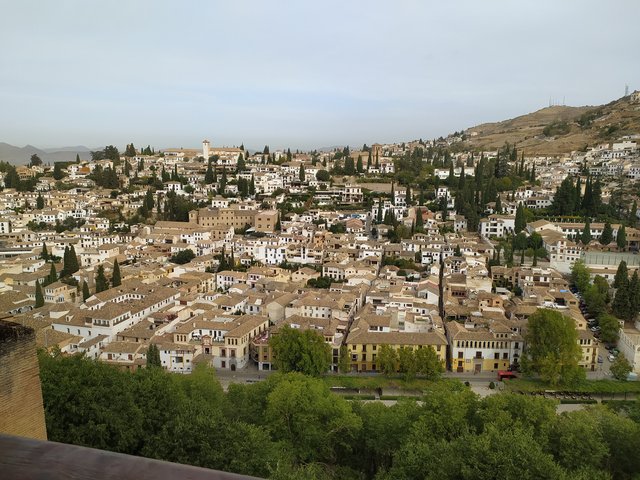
top-left (376, 200), bottom-right (383, 223)
top-left (82, 280), bottom-right (91, 302)
top-left (367, 151), bottom-right (372, 170)
top-left (617, 225), bottom-right (627, 250)
top-left (220, 167), bottom-right (227, 192)
top-left (95, 265), bottom-right (109, 293)
top-left (457, 166), bottom-right (466, 191)
top-left (390, 183), bottom-right (395, 206)
top-left (405, 186), bottom-right (412, 206)
top-left (581, 218), bottom-right (592, 245)
top-left (46, 262), bottom-right (57, 286)
top-left (629, 271), bottom-right (640, 319)
top-left (495, 195), bottom-right (502, 214)
top-left (581, 176), bottom-right (593, 214)
top-left (204, 159), bottom-right (214, 185)
top-left (35, 282), bottom-right (44, 308)
top-left (147, 344), bottom-right (161, 368)
top-left (415, 207), bottom-right (423, 231)
top-left (514, 204), bottom-right (526, 233)
top-left (68, 245), bottom-right (78, 272)
top-left (613, 282), bottom-right (631, 320)
top-left (41, 242), bottom-right (49, 261)
top-left (600, 222), bottom-right (613, 245)
top-left (356, 155), bottom-right (363, 173)
top-left (36, 194), bottom-right (44, 210)
top-left (111, 260), bottom-right (122, 287)
top-left (61, 246), bottom-right (70, 277)
top-left (299, 164), bottom-right (306, 182)
top-left (614, 261), bottom-right (629, 289)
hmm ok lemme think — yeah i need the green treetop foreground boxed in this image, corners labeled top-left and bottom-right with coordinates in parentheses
top-left (38, 351), bottom-right (640, 480)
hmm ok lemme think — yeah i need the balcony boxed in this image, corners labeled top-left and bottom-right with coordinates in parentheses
top-left (0, 433), bottom-right (259, 479)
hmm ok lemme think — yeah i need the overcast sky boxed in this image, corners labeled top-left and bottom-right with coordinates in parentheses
top-left (1, 0), bottom-right (639, 151)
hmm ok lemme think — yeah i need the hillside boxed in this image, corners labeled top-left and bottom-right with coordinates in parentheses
top-left (0, 143), bottom-right (91, 165)
top-left (460, 94), bottom-right (640, 155)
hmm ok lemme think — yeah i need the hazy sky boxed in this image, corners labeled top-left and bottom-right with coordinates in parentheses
top-left (1, 0), bottom-right (639, 151)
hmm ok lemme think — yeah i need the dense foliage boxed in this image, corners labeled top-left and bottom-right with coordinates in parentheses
top-left (522, 309), bottom-right (585, 386)
top-left (39, 353), bottom-right (640, 480)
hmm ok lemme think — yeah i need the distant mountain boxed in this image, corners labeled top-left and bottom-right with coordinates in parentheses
top-left (0, 143), bottom-right (92, 165)
top-left (41, 145), bottom-right (91, 153)
top-left (459, 93), bottom-right (640, 155)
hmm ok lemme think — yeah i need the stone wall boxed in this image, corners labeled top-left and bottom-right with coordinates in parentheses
top-left (0, 320), bottom-right (47, 440)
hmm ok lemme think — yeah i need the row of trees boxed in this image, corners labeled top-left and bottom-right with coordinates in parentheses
top-left (39, 353), bottom-right (640, 480)
top-left (377, 344), bottom-right (444, 379)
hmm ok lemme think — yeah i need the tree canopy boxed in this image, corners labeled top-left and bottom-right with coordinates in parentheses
top-left (38, 353), bottom-right (640, 480)
top-left (522, 309), bottom-right (585, 386)
top-left (269, 325), bottom-right (331, 376)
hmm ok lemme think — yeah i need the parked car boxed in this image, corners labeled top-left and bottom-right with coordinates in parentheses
top-left (608, 354), bottom-right (616, 362)
top-left (598, 355), bottom-right (603, 363)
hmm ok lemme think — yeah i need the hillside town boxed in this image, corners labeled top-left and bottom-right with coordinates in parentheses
top-left (2, 121), bottom-right (640, 379)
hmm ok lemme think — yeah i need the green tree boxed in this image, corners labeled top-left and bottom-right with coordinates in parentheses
top-left (68, 245), bottom-right (79, 274)
top-left (95, 264), bottom-right (109, 293)
top-left (36, 194), bottom-right (44, 209)
top-left (612, 283), bottom-right (631, 320)
top-left (315, 169), bottom-right (330, 181)
top-left (629, 270), bottom-right (640, 318)
top-left (35, 281), bottom-right (44, 308)
top-left (613, 260), bottom-right (628, 289)
top-left (170, 249), bottom-right (196, 265)
top-left (583, 284), bottom-right (606, 317)
top-left (146, 343), bottom-right (162, 368)
top-left (30, 153), bottom-right (43, 167)
top-left (617, 224), bottom-right (627, 249)
top-left (82, 280), bottom-right (91, 302)
top-left (204, 158), bottom-right (214, 184)
top-left (377, 345), bottom-right (399, 375)
top-left (45, 262), bottom-right (58, 286)
top-left (522, 309), bottom-right (585, 386)
top-left (570, 259), bottom-right (591, 293)
top-left (415, 345), bottom-right (444, 379)
top-left (52, 162), bottom-right (65, 180)
top-left (219, 167), bottom-right (227, 192)
top-left (514, 204), bottom-right (526, 233)
top-left (600, 222), bottom-right (613, 245)
top-left (299, 164), bottom-right (305, 182)
top-left (356, 155), bottom-right (363, 173)
top-left (270, 326), bottom-right (331, 376)
top-left (236, 152), bottom-right (245, 172)
top-left (580, 218), bottom-right (592, 244)
top-left (111, 260), bottom-right (122, 287)
top-left (397, 347), bottom-right (417, 380)
top-left (266, 373), bottom-right (362, 465)
top-left (40, 242), bottom-right (49, 261)
top-left (338, 345), bottom-right (350, 373)
top-left (610, 355), bottom-right (632, 381)
top-left (598, 314), bottom-right (620, 344)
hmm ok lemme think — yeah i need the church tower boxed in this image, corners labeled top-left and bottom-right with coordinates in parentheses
top-left (202, 139), bottom-right (210, 159)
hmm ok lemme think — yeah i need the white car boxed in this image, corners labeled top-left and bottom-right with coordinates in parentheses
top-left (608, 354), bottom-right (616, 362)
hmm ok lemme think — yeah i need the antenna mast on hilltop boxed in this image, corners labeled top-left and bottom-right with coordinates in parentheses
top-left (625, 84), bottom-right (630, 96)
